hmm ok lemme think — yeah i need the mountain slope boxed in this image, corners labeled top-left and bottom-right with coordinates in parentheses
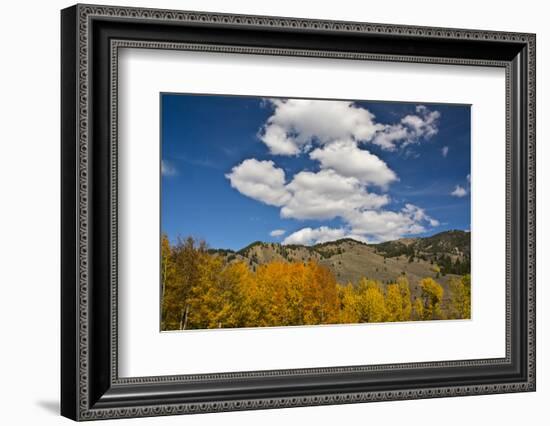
top-left (208, 230), bottom-right (470, 299)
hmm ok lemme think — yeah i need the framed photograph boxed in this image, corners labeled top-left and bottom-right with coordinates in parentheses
top-left (61, 4), bottom-right (536, 421)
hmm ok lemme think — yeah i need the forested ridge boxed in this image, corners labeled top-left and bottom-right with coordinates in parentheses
top-left (161, 235), bottom-right (471, 331)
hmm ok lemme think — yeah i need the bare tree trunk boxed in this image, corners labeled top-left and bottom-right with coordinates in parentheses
top-left (180, 304), bottom-right (189, 330)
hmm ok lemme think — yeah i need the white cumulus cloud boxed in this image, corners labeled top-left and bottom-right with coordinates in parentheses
top-left (282, 226), bottom-right (347, 246)
top-left (226, 160), bottom-right (438, 243)
top-left (309, 140), bottom-right (398, 188)
top-left (371, 105), bottom-right (441, 151)
top-left (259, 99), bottom-right (441, 154)
top-left (402, 105), bottom-right (440, 138)
top-left (281, 169), bottom-right (390, 220)
top-left (225, 100), bottom-right (442, 245)
top-left (259, 99), bottom-right (384, 155)
top-left (345, 203), bottom-right (437, 242)
top-left (451, 185), bottom-right (467, 197)
top-left (442, 146), bottom-right (449, 157)
top-left (225, 159), bottom-right (291, 206)
top-left (282, 202), bottom-right (438, 245)
top-left (269, 229), bottom-right (286, 237)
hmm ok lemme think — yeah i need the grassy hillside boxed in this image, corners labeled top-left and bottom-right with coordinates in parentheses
top-left (208, 230), bottom-right (470, 302)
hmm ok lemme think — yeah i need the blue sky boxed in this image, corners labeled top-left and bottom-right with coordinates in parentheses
top-left (161, 94), bottom-right (470, 250)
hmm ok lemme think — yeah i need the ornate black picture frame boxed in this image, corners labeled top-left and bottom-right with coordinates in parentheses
top-left (61, 4), bottom-right (536, 421)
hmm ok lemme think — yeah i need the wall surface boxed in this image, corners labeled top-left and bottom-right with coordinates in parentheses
top-left (0, 0), bottom-right (547, 424)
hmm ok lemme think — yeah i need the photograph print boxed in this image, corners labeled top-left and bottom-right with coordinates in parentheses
top-left (160, 94), bottom-right (471, 331)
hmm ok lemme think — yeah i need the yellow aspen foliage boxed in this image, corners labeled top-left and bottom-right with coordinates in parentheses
top-left (385, 284), bottom-right (403, 322)
top-left (240, 262), bottom-right (272, 327)
top-left (338, 283), bottom-right (357, 324)
top-left (160, 234), bottom-right (174, 329)
top-left (448, 274), bottom-right (471, 319)
top-left (419, 277), bottom-right (444, 320)
top-left (356, 281), bottom-right (387, 323)
top-left (338, 283), bottom-right (359, 324)
top-left (358, 277), bottom-right (383, 291)
top-left (412, 298), bottom-right (424, 320)
top-left (185, 253), bottom-right (225, 329)
top-left (161, 236), bottom-right (206, 330)
top-left (461, 274), bottom-right (471, 318)
top-left (254, 261), bottom-right (292, 326)
top-left (218, 262), bottom-right (254, 327)
top-left (397, 276), bottom-right (412, 321)
top-left (160, 234), bottom-right (173, 298)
